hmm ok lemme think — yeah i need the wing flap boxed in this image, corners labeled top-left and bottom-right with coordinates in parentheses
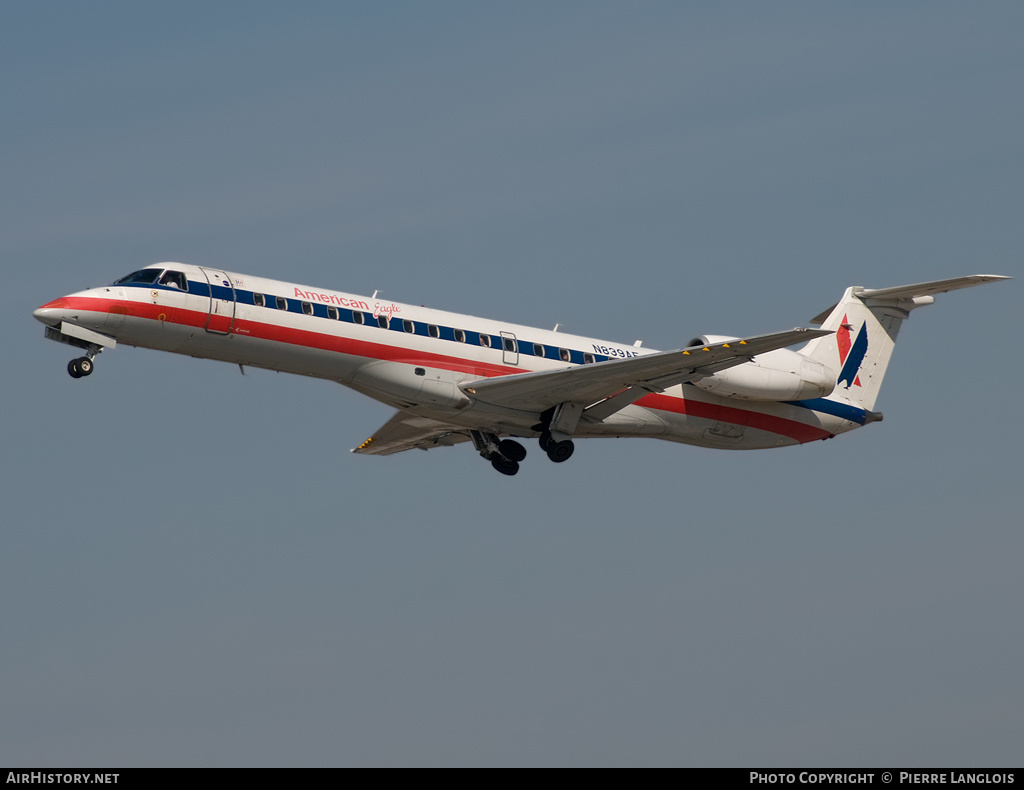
top-left (460, 328), bottom-right (832, 414)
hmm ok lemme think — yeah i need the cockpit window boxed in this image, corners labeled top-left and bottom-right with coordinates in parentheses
top-left (158, 270), bottom-right (188, 291)
top-left (114, 269), bottom-right (162, 285)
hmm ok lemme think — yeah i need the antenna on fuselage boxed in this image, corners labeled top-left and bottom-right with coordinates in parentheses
top-left (371, 290), bottom-right (381, 300)
top-left (553, 323), bottom-right (560, 332)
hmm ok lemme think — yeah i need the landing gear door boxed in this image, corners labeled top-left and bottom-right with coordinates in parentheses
top-left (200, 268), bottom-right (236, 335)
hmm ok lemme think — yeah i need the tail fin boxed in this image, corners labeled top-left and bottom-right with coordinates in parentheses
top-left (799, 275), bottom-right (1009, 411)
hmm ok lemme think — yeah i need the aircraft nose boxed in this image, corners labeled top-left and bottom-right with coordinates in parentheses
top-left (33, 298), bottom-right (70, 327)
top-left (33, 306), bottom-right (56, 325)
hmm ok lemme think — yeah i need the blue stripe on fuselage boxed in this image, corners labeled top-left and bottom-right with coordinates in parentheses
top-left (118, 279), bottom-right (613, 365)
top-left (786, 398), bottom-right (869, 425)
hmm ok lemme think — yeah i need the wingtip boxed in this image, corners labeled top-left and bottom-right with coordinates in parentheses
top-left (352, 436), bottom-right (375, 453)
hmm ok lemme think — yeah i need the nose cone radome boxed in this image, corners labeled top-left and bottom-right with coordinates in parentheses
top-left (33, 297), bottom-right (71, 327)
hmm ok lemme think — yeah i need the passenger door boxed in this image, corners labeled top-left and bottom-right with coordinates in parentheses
top-left (200, 268), bottom-right (236, 334)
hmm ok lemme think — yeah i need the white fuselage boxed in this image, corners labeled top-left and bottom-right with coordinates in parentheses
top-left (34, 263), bottom-right (860, 452)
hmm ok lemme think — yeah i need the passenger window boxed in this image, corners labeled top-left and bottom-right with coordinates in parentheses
top-left (559, 348), bottom-right (570, 362)
top-left (454, 329), bottom-right (466, 343)
top-left (302, 302), bottom-right (313, 316)
top-left (428, 324), bottom-right (440, 339)
top-left (403, 319), bottom-right (414, 333)
top-left (533, 343), bottom-right (545, 357)
top-left (276, 296), bottom-right (288, 310)
top-left (327, 306), bottom-right (338, 320)
top-left (503, 337), bottom-right (516, 352)
top-left (479, 334), bottom-right (492, 348)
top-left (352, 311), bottom-right (364, 325)
top-left (584, 353), bottom-right (595, 364)
top-left (377, 315), bottom-right (389, 328)
top-left (253, 293), bottom-right (265, 307)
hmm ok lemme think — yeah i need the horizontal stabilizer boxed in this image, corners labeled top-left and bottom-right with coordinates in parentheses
top-left (812, 274), bottom-right (1010, 324)
top-left (855, 274), bottom-right (1010, 301)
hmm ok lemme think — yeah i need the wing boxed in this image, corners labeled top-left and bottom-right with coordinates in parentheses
top-left (460, 327), bottom-right (832, 417)
top-left (352, 411), bottom-right (472, 456)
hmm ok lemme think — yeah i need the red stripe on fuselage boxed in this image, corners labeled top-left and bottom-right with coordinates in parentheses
top-left (54, 295), bottom-right (522, 377)
top-left (58, 295), bottom-right (834, 443)
top-left (636, 392), bottom-right (833, 443)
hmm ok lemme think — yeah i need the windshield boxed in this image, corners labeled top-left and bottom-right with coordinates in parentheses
top-left (158, 270), bottom-right (188, 291)
top-left (114, 268), bottom-right (163, 285)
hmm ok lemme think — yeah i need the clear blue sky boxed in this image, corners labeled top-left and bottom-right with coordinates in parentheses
top-left (2, 1), bottom-right (1020, 767)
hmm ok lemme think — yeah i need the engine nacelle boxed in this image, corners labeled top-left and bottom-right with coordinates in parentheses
top-left (686, 334), bottom-right (836, 401)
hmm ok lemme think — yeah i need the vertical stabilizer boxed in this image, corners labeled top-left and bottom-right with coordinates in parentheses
top-left (798, 275), bottom-right (1009, 412)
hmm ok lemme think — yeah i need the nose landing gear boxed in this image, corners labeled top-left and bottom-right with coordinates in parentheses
top-left (66, 343), bottom-right (103, 379)
top-left (42, 324), bottom-right (112, 379)
top-left (67, 356), bottom-right (95, 378)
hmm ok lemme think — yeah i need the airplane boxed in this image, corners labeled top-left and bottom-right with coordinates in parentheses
top-left (33, 264), bottom-right (1008, 475)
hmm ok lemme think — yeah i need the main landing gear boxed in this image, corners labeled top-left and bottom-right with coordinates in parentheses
top-left (67, 356), bottom-right (95, 378)
top-left (538, 430), bottom-right (575, 464)
top-left (471, 432), bottom-right (529, 476)
top-left (472, 430), bottom-right (576, 476)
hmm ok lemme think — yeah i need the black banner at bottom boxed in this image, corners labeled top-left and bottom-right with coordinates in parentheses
top-left (1, 768), bottom-right (1022, 777)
